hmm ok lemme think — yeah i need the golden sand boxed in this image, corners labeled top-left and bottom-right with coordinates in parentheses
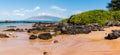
top-left (0, 26), bottom-right (120, 55)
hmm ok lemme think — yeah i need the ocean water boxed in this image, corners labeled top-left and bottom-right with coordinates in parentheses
top-left (0, 20), bottom-right (57, 29)
top-left (0, 23), bottom-right (33, 27)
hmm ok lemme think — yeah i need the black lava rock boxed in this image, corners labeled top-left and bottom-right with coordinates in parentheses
top-left (57, 23), bottom-right (104, 34)
top-left (29, 35), bottom-right (37, 40)
top-left (38, 33), bottom-right (52, 40)
top-left (43, 52), bottom-right (48, 55)
top-left (105, 30), bottom-right (120, 40)
top-left (0, 34), bottom-right (9, 38)
top-left (4, 29), bottom-right (16, 31)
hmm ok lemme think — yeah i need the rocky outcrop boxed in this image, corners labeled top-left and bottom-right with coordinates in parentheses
top-left (4, 29), bottom-right (16, 31)
top-left (4, 28), bottom-right (25, 32)
top-left (56, 23), bottom-right (104, 34)
top-left (106, 21), bottom-right (120, 27)
top-left (28, 22), bottom-right (58, 33)
top-left (27, 27), bottom-right (46, 33)
top-left (105, 30), bottom-right (120, 40)
top-left (28, 23), bottom-right (105, 34)
top-left (28, 21), bottom-right (120, 35)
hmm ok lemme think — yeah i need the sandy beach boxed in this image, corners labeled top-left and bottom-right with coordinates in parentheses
top-left (0, 26), bottom-right (120, 55)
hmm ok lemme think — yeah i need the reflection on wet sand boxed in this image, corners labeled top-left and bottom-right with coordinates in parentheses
top-left (0, 38), bottom-right (7, 43)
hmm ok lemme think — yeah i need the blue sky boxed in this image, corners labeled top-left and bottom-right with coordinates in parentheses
top-left (0, 0), bottom-right (111, 20)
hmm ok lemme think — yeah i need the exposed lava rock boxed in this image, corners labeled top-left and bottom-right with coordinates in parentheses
top-left (29, 35), bottom-right (37, 40)
top-left (38, 33), bottom-right (52, 40)
top-left (0, 34), bottom-right (9, 38)
top-left (105, 30), bottom-right (120, 40)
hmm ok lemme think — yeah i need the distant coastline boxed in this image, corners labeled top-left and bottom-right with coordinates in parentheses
top-left (0, 20), bottom-right (58, 23)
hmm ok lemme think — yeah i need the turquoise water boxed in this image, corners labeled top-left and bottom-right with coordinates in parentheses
top-left (0, 20), bottom-right (56, 28)
top-left (0, 23), bottom-right (33, 27)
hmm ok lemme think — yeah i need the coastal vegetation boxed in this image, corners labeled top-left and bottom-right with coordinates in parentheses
top-left (112, 11), bottom-right (120, 21)
top-left (59, 0), bottom-right (120, 25)
top-left (60, 10), bottom-right (120, 25)
top-left (67, 10), bottom-right (112, 25)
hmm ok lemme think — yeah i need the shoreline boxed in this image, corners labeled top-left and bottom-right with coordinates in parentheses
top-left (0, 26), bottom-right (120, 55)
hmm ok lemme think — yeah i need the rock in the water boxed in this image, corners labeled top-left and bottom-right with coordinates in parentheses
top-left (38, 33), bottom-right (52, 40)
top-left (29, 35), bottom-right (37, 40)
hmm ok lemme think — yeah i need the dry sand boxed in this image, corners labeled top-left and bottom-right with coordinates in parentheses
top-left (0, 26), bottom-right (120, 55)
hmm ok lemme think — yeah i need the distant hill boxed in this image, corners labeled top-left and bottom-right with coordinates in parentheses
top-left (27, 15), bottom-right (62, 22)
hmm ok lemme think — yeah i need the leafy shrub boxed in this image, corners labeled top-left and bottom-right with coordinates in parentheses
top-left (68, 10), bottom-right (113, 25)
top-left (59, 18), bottom-right (69, 24)
top-left (112, 11), bottom-right (120, 21)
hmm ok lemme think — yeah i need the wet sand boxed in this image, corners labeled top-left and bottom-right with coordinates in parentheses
top-left (0, 26), bottom-right (120, 55)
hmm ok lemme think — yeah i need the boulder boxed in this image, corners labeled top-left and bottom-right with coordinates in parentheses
top-left (53, 40), bottom-right (59, 43)
top-left (4, 28), bottom-right (25, 32)
top-left (105, 21), bottom-right (120, 26)
top-left (0, 34), bottom-right (9, 38)
top-left (105, 33), bottom-right (118, 40)
top-left (43, 52), bottom-right (48, 55)
top-left (38, 33), bottom-right (52, 40)
top-left (106, 21), bottom-right (113, 26)
top-left (27, 30), bottom-right (31, 33)
top-left (16, 28), bottom-right (24, 32)
top-left (98, 27), bottom-right (104, 31)
top-left (29, 35), bottom-right (37, 40)
top-left (105, 30), bottom-right (120, 40)
top-left (114, 21), bottom-right (120, 26)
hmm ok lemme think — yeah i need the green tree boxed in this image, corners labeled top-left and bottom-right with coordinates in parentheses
top-left (107, 0), bottom-right (120, 11)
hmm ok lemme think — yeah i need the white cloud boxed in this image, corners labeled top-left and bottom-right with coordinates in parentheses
top-left (38, 12), bottom-right (65, 18)
top-left (25, 6), bottom-right (40, 12)
top-left (13, 13), bottom-right (25, 16)
top-left (34, 6), bottom-right (40, 11)
top-left (12, 6), bottom-right (40, 17)
top-left (13, 6), bottom-right (40, 13)
top-left (51, 6), bottom-right (66, 11)
top-left (13, 10), bottom-right (21, 13)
